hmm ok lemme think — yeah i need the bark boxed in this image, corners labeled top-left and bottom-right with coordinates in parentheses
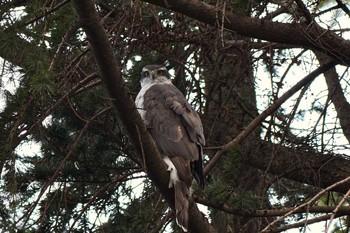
top-left (203, 53), bottom-right (259, 230)
top-left (205, 60), bottom-right (337, 174)
top-left (196, 196), bottom-right (350, 217)
top-left (70, 2), bottom-right (350, 201)
top-left (246, 139), bottom-right (350, 195)
top-left (2, 1), bottom-right (350, 230)
top-left (69, 0), bottom-right (350, 202)
top-left (71, 1), bottom-right (216, 232)
top-left (315, 52), bottom-right (350, 143)
top-left (142, 0), bottom-right (350, 66)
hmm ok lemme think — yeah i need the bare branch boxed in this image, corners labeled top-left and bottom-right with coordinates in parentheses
top-left (71, 1), bottom-right (215, 232)
top-left (143, 0), bottom-right (350, 65)
top-left (195, 196), bottom-right (350, 217)
top-left (315, 51), bottom-right (350, 143)
top-left (335, 0), bottom-right (350, 18)
top-left (19, 107), bottom-right (112, 227)
top-left (204, 60), bottom-right (336, 175)
top-left (261, 173), bottom-right (350, 232)
top-left (325, 188), bottom-right (350, 232)
top-left (272, 213), bottom-right (342, 233)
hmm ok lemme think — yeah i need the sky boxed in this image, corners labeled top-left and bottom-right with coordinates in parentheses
top-left (1, 1), bottom-right (350, 232)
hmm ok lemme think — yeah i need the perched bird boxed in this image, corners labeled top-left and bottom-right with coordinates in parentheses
top-left (135, 64), bottom-right (205, 232)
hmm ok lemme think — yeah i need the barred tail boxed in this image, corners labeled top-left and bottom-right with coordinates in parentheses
top-left (174, 181), bottom-right (190, 232)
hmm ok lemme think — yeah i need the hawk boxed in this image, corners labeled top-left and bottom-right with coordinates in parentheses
top-left (135, 64), bottom-right (205, 232)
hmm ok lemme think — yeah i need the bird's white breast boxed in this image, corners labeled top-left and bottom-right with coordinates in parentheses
top-left (135, 82), bottom-right (155, 123)
top-left (135, 77), bottom-right (173, 124)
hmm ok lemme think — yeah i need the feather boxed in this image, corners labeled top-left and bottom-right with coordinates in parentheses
top-left (174, 181), bottom-right (189, 232)
top-left (136, 65), bottom-right (206, 232)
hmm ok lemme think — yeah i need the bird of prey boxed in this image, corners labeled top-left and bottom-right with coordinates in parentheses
top-left (135, 64), bottom-right (205, 232)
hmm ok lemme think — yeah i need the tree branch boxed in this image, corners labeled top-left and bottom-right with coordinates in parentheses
top-left (315, 51), bottom-right (350, 143)
top-left (195, 196), bottom-right (350, 217)
top-left (142, 0), bottom-right (350, 66)
top-left (261, 168), bottom-right (350, 232)
top-left (71, 1), bottom-right (215, 232)
top-left (270, 213), bottom-right (342, 233)
top-left (247, 139), bottom-right (350, 195)
top-left (204, 60), bottom-right (336, 175)
top-left (335, 0), bottom-right (350, 18)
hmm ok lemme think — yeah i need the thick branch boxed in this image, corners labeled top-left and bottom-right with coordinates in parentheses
top-left (137, 0), bottom-right (350, 200)
top-left (204, 60), bottom-right (336, 175)
top-left (71, 1), bottom-right (215, 232)
top-left (143, 0), bottom-right (350, 66)
top-left (315, 51), bottom-right (350, 143)
top-left (201, 58), bottom-right (350, 194)
top-left (138, 0), bottom-right (350, 197)
top-left (246, 140), bottom-right (350, 195)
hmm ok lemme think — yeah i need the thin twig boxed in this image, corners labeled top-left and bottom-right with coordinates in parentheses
top-left (19, 107), bottom-right (112, 228)
top-left (272, 213), bottom-right (342, 233)
top-left (204, 59), bottom-right (336, 175)
top-left (261, 174), bottom-right (350, 232)
top-left (195, 196), bottom-right (350, 217)
top-left (24, 0), bottom-right (71, 26)
top-left (67, 170), bottom-right (144, 232)
top-left (325, 188), bottom-right (350, 232)
top-left (19, 72), bottom-right (99, 141)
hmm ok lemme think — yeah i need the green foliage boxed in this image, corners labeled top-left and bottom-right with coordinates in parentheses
top-left (206, 146), bottom-right (264, 210)
top-left (0, 0), bottom-right (349, 232)
top-left (317, 192), bottom-right (350, 207)
top-left (205, 147), bottom-right (243, 204)
top-left (48, 5), bottom-right (76, 50)
top-left (223, 146), bottom-right (243, 182)
top-left (206, 177), bottom-right (232, 203)
top-left (0, 29), bottom-right (22, 60)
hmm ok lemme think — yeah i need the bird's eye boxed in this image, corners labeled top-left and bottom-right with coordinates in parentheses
top-left (157, 70), bottom-right (165, 76)
top-left (143, 71), bottom-right (150, 76)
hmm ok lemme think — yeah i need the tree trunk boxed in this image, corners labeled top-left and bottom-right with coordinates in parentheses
top-left (199, 11), bottom-right (264, 230)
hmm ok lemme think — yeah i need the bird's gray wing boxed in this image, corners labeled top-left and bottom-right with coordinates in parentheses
top-left (166, 91), bottom-right (205, 146)
top-left (143, 84), bottom-right (204, 161)
top-left (143, 82), bottom-right (205, 191)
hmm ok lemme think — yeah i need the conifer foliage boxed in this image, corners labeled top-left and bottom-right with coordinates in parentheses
top-left (1, 0), bottom-right (350, 232)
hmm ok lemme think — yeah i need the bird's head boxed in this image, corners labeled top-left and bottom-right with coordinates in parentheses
top-left (140, 65), bottom-right (172, 87)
